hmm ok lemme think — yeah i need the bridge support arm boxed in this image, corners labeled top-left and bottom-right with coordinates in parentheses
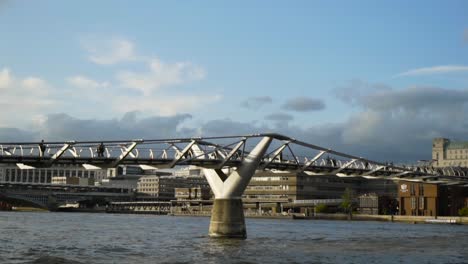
top-left (389, 171), bottom-right (411, 179)
top-left (48, 142), bottom-right (76, 165)
top-left (111, 141), bottom-right (141, 167)
top-left (331, 159), bottom-right (358, 175)
top-left (361, 165), bottom-right (385, 176)
top-left (300, 150), bottom-right (328, 172)
top-left (217, 139), bottom-right (245, 169)
top-left (204, 136), bottom-right (273, 239)
top-left (169, 140), bottom-right (196, 168)
top-left (260, 142), bottom-right (289, 170)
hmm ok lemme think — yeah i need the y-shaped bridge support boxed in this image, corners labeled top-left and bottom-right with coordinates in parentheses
top-left (203, 136), bottom-right (273, 239)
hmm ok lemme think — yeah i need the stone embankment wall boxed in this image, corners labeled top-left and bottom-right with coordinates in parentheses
top-left (170, 211), bottom-right (468, 224)
top-left (312, 213), bottom-right (468, 224)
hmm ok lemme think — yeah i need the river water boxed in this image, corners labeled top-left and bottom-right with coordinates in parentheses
top-left (0, 212), bottom-right (467, 264)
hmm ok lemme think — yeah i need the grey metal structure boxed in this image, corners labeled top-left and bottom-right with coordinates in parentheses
top-left (1, 133), bottom-right (467, 238)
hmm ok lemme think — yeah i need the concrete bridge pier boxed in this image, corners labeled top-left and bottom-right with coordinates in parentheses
top-left (209, 198), bottom-right (246, 238)
top-left (203, 137), bottom-right (273, 239)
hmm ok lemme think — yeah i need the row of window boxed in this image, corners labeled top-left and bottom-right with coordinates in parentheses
top-left (140, 178), bottom-right (160, 182)
top-left (244, 194), bottom-right (289, 199)
top-left (5, 175), bottom-right (51, 183)
top-left (359, 198), bottom-right (378, 208)
top-left (139, 189), bottom-right (158, 192)
top-left (410, 197), bottom-right (426, 210)
top-left (440, 161), bottom-right (468, 166)
top-left (446, 156), bottom-right (468, 161)
top-left (246, 185), bottom-right (290, 190)
top-left (407, 184), bottom-right (425, 195)
top-left (251, 177), bottom-right (290, 181)
top-left (138, 183), bottom-right (191, 188)
top-left (3, 168), bottom-right (103, 178)
top-left (447, 149), bottom-right (468, 154)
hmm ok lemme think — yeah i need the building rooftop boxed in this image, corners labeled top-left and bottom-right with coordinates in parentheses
top-left (446, 141), bottom-right (468, 149)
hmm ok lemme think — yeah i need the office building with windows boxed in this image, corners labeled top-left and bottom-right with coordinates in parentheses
top-left (243, 170), bottom-right (398, 213)
top-left (137, 175), bottom-right (209, 200)
top-left (398, 180), bottom-right (468, 216)
top-left (0, 164), bottom-right (110, 185)
top-left (432, 138), bottom-right (468, 167)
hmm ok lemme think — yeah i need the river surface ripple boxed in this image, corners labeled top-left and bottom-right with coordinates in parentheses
top-left (0, 212), bottom-right (467, 264)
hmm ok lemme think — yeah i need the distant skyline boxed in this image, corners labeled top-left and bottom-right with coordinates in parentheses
top-left (0, 1), bottom-right (467, 162)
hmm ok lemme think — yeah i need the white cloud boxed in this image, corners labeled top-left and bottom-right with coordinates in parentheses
top-left (397, 65), bottom-right (468, 77)
top-left (0, 68), bottom-right (52, 96)
top-left (3, 79), bottom-right (468, 163)
top-left (0, 112), bottom-right (194, 142)
top-left (336, 84), bottom-right (468, 114)
top-left (0, 67), bottom-right (56, 127)
top-left (21, 77), bottom-right (47, 89)
top-left (112, 94), bottom-right (221, 116)
top-left (83, 38), bottom-right (137, 65)
top-left (0, 38), bottom-right (215, 127)
top-left (117, 58), bottom-right (206, 95)
top-left (0, 68), bottom-right (12, 89)
top-left (67, 75), bottom-right (109, 89)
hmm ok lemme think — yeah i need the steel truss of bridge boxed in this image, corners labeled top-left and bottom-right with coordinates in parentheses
top-left (0, 133), bottom-right (467, 185)
top-left (2, 133), bottom-right (468, 239)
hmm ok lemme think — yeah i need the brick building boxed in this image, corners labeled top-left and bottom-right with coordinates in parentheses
top-left (398, 181), bottom-right (468, 216)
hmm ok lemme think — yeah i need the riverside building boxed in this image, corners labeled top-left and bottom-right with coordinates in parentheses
top-left (432, 138), bottom-right (468, 167)
top-left (0, 164), bottom-right (110, 185)
top-left (137, 174), bottom-right (209, 201)
top-left (398, 180), bottom-right (468, 216)
top-left (243, 170), bottom-right (398, 214)
top-left (51, 176), bottom-right (95, 186)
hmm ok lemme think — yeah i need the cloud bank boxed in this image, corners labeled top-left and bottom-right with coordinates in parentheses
top-left (240, 96), bottom-right (273, 110)
top-left (264, 113), bottom-right (294, 122)
top-left (282, 97), bottom-right (325, 112)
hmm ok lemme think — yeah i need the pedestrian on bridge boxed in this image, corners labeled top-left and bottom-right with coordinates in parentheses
top-left (97, 142), bottom-right (105, 157)
top-left (38, 140), bottom-right (46, 157)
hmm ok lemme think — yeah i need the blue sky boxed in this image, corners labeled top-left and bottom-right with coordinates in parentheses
top-left (0, 1), bottom-right (468, 162)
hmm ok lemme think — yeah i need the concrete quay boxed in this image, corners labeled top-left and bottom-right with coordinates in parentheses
top-left (170, 211), bottom-right (468, 224)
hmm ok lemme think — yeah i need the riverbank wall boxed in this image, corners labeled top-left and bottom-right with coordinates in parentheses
top-left (170, 211), bottom-right (468, 224)
top-left (305, 213), bottom-right (468, 224)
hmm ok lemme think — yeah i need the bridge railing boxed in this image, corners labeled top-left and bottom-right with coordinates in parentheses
top-left (0, 133), bottom-right (467, 184)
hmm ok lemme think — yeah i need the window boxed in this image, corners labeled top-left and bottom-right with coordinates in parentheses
top-left (419, 197), bottom-right (425, 210)
top-left (411, 197), bottom-right (416, 210)
top-left (419, 184), bottom-right (424, 196)
top-left (30, 170), bottom-right (35, 182)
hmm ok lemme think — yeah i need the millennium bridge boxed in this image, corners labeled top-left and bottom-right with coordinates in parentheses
top-left (1, 133), bottom-right (467, 238)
